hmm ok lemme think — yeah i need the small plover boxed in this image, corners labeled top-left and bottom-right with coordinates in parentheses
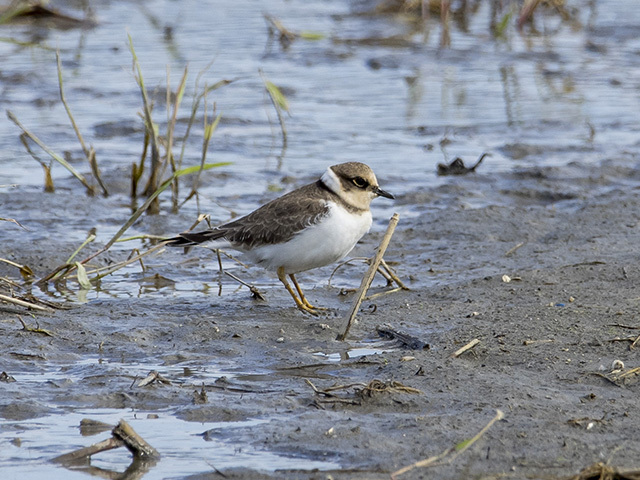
top-left (166, 162), bottom-right (394, 314)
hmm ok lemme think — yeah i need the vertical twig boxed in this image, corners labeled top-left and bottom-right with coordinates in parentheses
top-left (337, 213), bottom-right (399, 341)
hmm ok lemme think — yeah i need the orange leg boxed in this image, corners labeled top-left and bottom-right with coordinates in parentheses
top-left (277, 267), bottom-right (318, 315)
top-left (289, 274), bottom-right (327, 311)
top-left (289, 274), bottom-right (314, 309)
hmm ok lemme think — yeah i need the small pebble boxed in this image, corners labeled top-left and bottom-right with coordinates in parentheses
top-left (611, 359), bottom-right (624, 371)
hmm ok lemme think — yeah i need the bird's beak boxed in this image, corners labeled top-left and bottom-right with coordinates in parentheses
top-left (373, 186), bottom-right (395, 199)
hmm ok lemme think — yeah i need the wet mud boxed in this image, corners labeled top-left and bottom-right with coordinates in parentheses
top-left (3, 159), bottom-right (640, 479)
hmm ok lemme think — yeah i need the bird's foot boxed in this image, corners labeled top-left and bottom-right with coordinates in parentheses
top-left (299, 298), bottom-right (327, 312)
top-left (297, 303), bottom-right (320, 316)
top-left (297, 302), bottom-right (331, 316)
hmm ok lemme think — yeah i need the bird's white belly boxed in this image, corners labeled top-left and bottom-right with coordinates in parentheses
top-left (247, 203), bottom-right (373, 274)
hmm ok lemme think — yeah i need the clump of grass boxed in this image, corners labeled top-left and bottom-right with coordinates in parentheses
top-left (0, 1), bottom-right (88, 28)
top-left (12, 36), bottom-right (237, 290)
top-left (7, 48), bottom-right (109, 196)
top-left (37, 161), bottom-right (230, 287)
top-left (6, 34), bottom-right (292, 294)
top-left (368, 0), bottom-right (579, 44)
top-left (263, 14), bottom-right (325, 50)
top-left (128, 36), bottom-right (235, 214)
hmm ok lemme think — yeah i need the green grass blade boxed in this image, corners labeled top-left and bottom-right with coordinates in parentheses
top-left (264, 81), bottom-right (290, 112)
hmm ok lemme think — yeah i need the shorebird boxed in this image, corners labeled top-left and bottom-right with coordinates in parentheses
top-left (166, 162), bottom-right (394, 314)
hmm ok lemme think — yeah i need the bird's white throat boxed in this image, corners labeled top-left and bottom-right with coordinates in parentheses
top-left (320, 166), bottom-right (342, 195)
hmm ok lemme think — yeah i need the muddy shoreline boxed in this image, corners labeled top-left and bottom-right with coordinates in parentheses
top-left (2, 159), bottom-right (640, 479)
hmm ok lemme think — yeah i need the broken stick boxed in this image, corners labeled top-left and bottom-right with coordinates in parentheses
top-left (53, 437), bottom-right (124, 464)
top-left (452, 338), bottom-right (480, 358)
top-left (53, 418), bottom-right (159, 465)
top-left (113, 420), bottom-right (160, 458)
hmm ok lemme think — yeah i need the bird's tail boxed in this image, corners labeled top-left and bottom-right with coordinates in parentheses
top-left (164, 229), bottom-right (226, 247)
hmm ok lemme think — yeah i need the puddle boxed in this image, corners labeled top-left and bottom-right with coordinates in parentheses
top-left (1, 359), bottom-right (339, 479)
top-left (0, 410), bottom-right (339, 480)
top-left (312, 342), bottom-right (394, 362)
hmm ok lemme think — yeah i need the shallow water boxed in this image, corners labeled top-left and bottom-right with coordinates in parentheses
top-left (2, 0), bottom-right (640, 477)
top-left (1, 356), bottom-right (341, 478)
top-left (1, 410), bottom-right (339, 480)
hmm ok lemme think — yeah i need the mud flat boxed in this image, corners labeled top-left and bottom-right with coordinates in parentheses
top-left (2, 159), bottom-right (640, 479)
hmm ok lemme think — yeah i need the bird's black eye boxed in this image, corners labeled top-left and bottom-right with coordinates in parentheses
top-left (352, 176), bottom-right (367, 188)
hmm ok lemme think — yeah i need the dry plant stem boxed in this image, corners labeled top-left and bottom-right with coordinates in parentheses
top-left (176, 66), bottom-right (211, 172)
top-left (136, 371), bottom-right (171, 387)
top-left (453, 338), bottom-right (480, 358)
top-left (260, 69), bottom-right (288, 151)
top-left (0, 293), bottom-right (53, 312)
top-left (37, 264), bottom-right (73, 285)
top-left (219, 250), bottom-right (249, 269)
top-left (518, 0), bottom-right (542, 29)
top-left (7, 111), bottom-right (94, 195)
top-left (40, 163), bottom-right (228, 284)
top-left (128, 35), bottom-right (161, 212)
top-left (55, 51), bottom-right (88, 156)
top-left (0, 257), bottom-right (31, 273)
top-left (16, 315), bottom-right (54, 336)
top-left (216, 249), bottom-right (223, 272)
top-left (379, 258), bottom-right (409, 290)
top-left (375, 264), bottom-right (394, 284)
top-left (181, 95), bottom-right (221, 208)
top-left (440, 0), bottom-right (451, 47)
top-left (337, 213), bottom-right (400, 341)
top-left (88, 148), bottom-right (108, 197)
top-left (18, 133), bottom-right (54, 192)
top-left (365, 286), bottom-right (403, 301)
top-left (306, 379), bottom-right (367, 396)
top-left (224, 271), bottom-right (266, 300)
top-left (504, 241), bottom-right (525, 257)
top-left (165, 66), bottom-right (188, 212)
top-left (1, 276), bottom-right (21, 288)
top-left (56, 50), bottom-right (107, 197)
top-left (391, 409), bottom-right (505, 479)
top-left (0, 217), bottom-right (27, 229)
top-left (82, 244), bottom-right (165, 281)
top-left (327, 257), bottom-right (369, 286)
